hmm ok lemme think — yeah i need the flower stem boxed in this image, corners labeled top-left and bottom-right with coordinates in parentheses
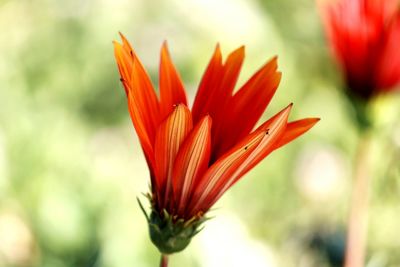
top-left (344, 132), bottom-right (372, 267)
top-left (160, 254), bottom-right (168, 267)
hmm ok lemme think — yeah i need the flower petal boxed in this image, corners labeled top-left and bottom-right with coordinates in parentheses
top-left (119, 32), bottom-right (134, 55)
top-left (113, 41), bottom-right (133, 95)
top-left (154, 104), bottom-right (193, 209)
top-left (207, 47), bottom-right (245, 150)
top-left (213, 57), bottom-right (282, 158)
top-left (159, 41), bottom-right (188, 119)
top-left (114, 36), bottom-right (161, 184)
top-left (273, 118), bottom-right (320, 150)
top-left (188, 104), bottom-right (292, 216)
top-left (126, 91), bottom-right (156, 181)
top-left (128, 59), bottom-right (161, 144)
top-left (192, 45), bottom-right (245, 130)
top-left (376, 14), bottom-right (400, 91)
top-left (172, 116), bottom-right (212, 217)
top-left (114, 36), bottom-right (160, 143)
top-left (192, 44), bottom-right (223, 123)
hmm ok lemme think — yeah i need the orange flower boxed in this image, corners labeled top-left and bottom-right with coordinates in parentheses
top-left (113, 33), bottom-right (318, 254)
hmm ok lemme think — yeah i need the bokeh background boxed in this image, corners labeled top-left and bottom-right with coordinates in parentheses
top-left (1, 0), bottom-right (400, 266)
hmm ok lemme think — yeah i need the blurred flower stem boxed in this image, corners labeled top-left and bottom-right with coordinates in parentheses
top-left (344, 128), bottom-right (372, 267)
top-left (160, 254), bottom-right (168, 267)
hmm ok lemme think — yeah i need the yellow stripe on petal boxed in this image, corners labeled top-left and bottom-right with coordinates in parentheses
top-left (188, 129), bottom-right (266, 214)
top-left (188, 104), bottom-right (292, 215)
top-left (172, 116), bottom-right (212, 217)
top-left (154, 104), bottom-right (193, 209)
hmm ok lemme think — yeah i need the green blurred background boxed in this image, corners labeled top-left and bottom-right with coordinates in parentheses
top-left (0, 0), bottom-right (399, 266)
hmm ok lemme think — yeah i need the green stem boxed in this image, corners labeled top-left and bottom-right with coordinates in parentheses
top-left (345, 91), bottom-right (372, 132)
top-left (344, 131), bottom-right (372, 267)
top-left (160, 254), bottom-right (168, 267)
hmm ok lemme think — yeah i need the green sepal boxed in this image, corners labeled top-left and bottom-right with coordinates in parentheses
top-left (137, 197), bottom-right (209, 254)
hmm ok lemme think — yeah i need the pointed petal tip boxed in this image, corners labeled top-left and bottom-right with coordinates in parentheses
top-left (310, 117), bottom-right (321, 124)
top-left (202, 114), bottom-right (213, 125)
top-left (195, 115), bottom-right (213, 134)
top-left (118, 32), bottom-right (128, 43)
top-left (272, 117), bottom-right (320, 150)
top-left (118, 31), bottom-right (130, 41)
top-left (162, 40), bottom-right (169, 49)
top-left (113, 40), bottom-right (122, 46)
top-left (161, 41), bottom-right (170, 56)
top-left (213, 43), bottom-right (221, 52)
top-left (214, 43), bottom-right (222, 58)
top-left (173, 103), bottom-right (191, 113)
top-left (173, 103), bottom-right (185, 108)
top-left (236, 45), bottom-right (245, 54)
top-left (261, 56), bottom-right (279, 73)
top-left (228, 45), bottom-right (245, 59)
top-left (282, 103), bottom-right (294, 119)
top-left (297, 117), bottom-right (320, 128)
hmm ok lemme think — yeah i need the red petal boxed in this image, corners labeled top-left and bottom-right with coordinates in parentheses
top-left (114, 36), bottom-right (161, 185)
top-left (129, 59), bottom-right (161, 144)
top-left (376, 14), bottom-right (400, 91)
top-left (172, 116), bottom-right (212, 217)
top-left (273, 118), bottom-right (320, 150)
top-left (192, 44), bottom-right (223, 123)
top-left (188, 104), bottom-right (292, 216)
top-left (114, 36), bottom-right (160, 144)
top-left (159, 42), bottom-right (188, 119)
top-left (213, 57), bottom-right (281, 158)
top-left (192, 46), bottom-right (245, 129)
top-left (126, 92), bottom-right (156, 180)
top-left (208, 47), bottom-right (245, 150)
top-left (216, 46), bottom-right (245, 104)
top-left (214, 104), bottom-right (293, 195)
top-left (113, 41), bottom-right (132, 95)
top-left (154, 105), bottom-right (193, 209)
top-left (119, 32), bottom-right (134, 56)
top-left (187, 130), bottom-right (265, 216)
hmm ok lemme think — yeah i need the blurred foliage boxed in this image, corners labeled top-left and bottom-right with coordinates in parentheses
top-left (0, 0), bottom-right (399, 266)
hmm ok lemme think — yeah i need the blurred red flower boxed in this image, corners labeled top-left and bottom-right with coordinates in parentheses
top-left (113, 33), bottom-right (318, 253)
top-left (321, 0), bottom-right (400, 100)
